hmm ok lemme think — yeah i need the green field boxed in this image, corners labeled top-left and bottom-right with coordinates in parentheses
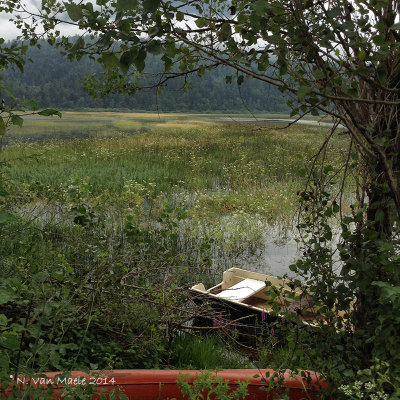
top-left (4, 111), bottom-right (347, 222)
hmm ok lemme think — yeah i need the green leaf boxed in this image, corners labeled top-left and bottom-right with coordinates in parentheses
top-left (120, 50), bottom-right (136, 68)
top-left (50, 351), bottom-right (61, 368)
top-left (343, 369), bottom-right (354, 377)
top-left (0, 315), bottom-right (9, 327)
top-left (0, 352), bottom-right (9, 369)
top-left (15, 60), bottom-right (24, 73)
top-left (33, 271), bottom-right (49, 283)
top-left (357, 49), bottom-right (366, 61)
top-left (391, 22), bottom-right (400, 30)
top-left (257, 53), bottom-right (269, 71)
top-left (97, 32), bottom-right (113, 47)
top-left (4, 87), bottom-right (16, 100)
top-left (19, 99), bottom-right (39, 110)
top-left (298, 168), bottom-right (306, 177)
top-left (271, 5), bottom-right (285, 15)
top-left (101, 52), bottom-right (120, 71)
top-left (116, 0), bottom-right (138, 11)
top-left (0, 288), bottom-right (15, 305)
top-left (253, 0), bottom-right (268, 15)
top-left (297, 85), bottom-right (313, 101)
top-left (217, 23), bottom-right (231, 41)
top-left (225, 75), bottom-right (232, 84)
top-left (0, 186), bottom-right (9, 196)
top-left (0, 333), bottom-right (20, 351)
top-left (161, 55), bottom-right (172, 71)
top-left (327, 6), bottom-right (341, 19)
top-left (0, 118), bottom-right (5, 136)
top-left (373, 34), bottom-right (386, 46)
top-left (11, 115), bottom-right (23, 127)
top-left (143, 0), bottom-right (160, 12)
top-left (0, 211), bottom-right (16, 223)
top-left (69, 36), bottom-right (85, 53)
top-left (374, 136), bottom-right (386, 146)
top-left (197, 65), bottom-right (205, 77)
top-left (134, 47), bottom-right (147, 72)
top-left (289, 264), bottom-right (297, 272)
top-left (147, 40), bottom-right (162, 55)
top-left (38, 109), bottom-right (62, 117)
top-left (279, 62), bottom-right (288, 76)
top-left (373, 281), bottom-right (400, 302)
top-left (195, 18), bottom-right (208, 28)
top-left (64, 2), bottom-right (83, 21)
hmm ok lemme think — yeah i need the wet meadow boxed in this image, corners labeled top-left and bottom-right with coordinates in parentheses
top-left (0, 112), bottom-right (351, 375)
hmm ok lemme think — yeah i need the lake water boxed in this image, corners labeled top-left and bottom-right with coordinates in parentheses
top-left (213, 223), bottom-right (300, 278)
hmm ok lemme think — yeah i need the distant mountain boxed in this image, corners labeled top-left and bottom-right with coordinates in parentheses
top-left (1, 40), bottom-right (288, 112)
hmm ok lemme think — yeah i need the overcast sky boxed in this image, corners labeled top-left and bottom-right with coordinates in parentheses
top-left (0, 0), bottom-right (80, 40)
top-left (0, 13), bottom-right (22, 40)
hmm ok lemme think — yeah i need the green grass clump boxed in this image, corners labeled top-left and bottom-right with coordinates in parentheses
top-left (170, 335), bottom-right (250, 369)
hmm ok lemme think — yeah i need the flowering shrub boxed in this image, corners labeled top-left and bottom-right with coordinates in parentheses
top-left (338, 360), bottom-right (399, 400)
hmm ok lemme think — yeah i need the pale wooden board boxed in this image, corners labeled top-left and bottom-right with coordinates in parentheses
top-left (216, 278), bottom-right (266, 302)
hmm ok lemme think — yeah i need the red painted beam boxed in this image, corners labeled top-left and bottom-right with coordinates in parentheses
top-left (4, 369), bottom-right (329, 399)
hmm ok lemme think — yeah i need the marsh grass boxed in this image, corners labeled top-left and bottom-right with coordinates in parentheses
top-left (4, 113), bottom-right (349, 223)
top-left (1, 114), bottom-right (352, 285)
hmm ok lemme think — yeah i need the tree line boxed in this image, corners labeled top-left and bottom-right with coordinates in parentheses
top-left (1, 40), bottom-right (287, 113)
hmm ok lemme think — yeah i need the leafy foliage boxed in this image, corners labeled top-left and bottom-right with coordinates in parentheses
top-left (281, 165), bottom-right (400, 397)
top-left (175, 371), bottom-right (249, 400)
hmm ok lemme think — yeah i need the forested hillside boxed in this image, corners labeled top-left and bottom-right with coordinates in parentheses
top-left (2, 41), bottom-right (287, 112)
